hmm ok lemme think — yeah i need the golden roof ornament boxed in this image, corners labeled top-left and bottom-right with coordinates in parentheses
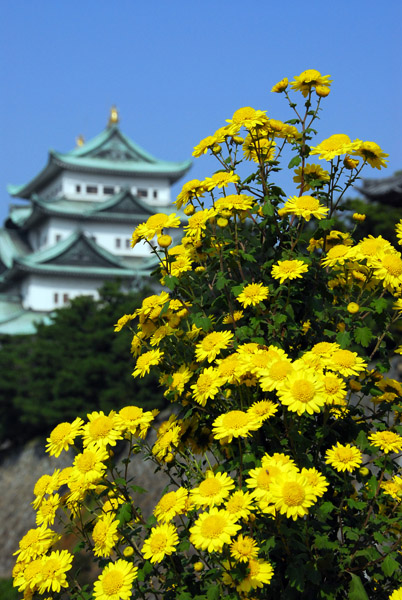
top-left (108, 105), bottom-right (119, 127)
top-left (76, 134), bottom-right (85, 147)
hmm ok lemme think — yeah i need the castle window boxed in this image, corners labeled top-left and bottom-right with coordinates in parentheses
top-left (55, 234), bottom-right (61, 243)
top-left (63, 293), bottom-right (69, 304)
top-left (138, 189), bottom-right (148, 197)
top-left (104, 186), bottom-right (114, 195)
top-left (115, 238), bottom-right (121, 248)
top-left (125, 238), bottom-right (131, 249)
top-left (54, 293), bottom-right (59, 304)
top-left (153, 190), bottom-right (158, 199)
top-left (76, 185), bottom-right (81, 193)
top-left (86, 185), bottom-right (98, 194)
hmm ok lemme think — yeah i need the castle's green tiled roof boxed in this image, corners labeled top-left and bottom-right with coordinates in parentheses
top-left (8, 124), bottom-right (192, 199)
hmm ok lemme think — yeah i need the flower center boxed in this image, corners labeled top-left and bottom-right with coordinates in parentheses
top-left (150, 533), bottom-right (168, 553)
top-left (383, 254), bottom-right (402, 276)
top-left (324, 377), bottom-right (341, 393)
top-left (120, 406), bottom-right (143, 421)
top-left (222, 411), bottom-right (249, 430)
top-left (89, 416), bottom-right (113, 439)
top-left (147, 214), bottom-right (168, 229)
top-left (333, 350), bottom-right (355, 367)
top-left (93, 522), bottom-right (108, 544)
top-left (50, 422), bottom-right (72, 442)
top-left (75, 452), bottom-right (97, 473)
top-left (282, 481), bottom-right (305, 506)
top-left (199, 478), bottom-right (222, 497)
top-left (159, 492), bottom-right (177, 511)
top-left (102, 571), bottom-right (124, 595)
top-left (201, 515), bottom-right (225, 538)
top-left (337, 448), bottom-right (355, 463)
top-left (270, 360), bottom-right (292, 381)
top-left (296, 196), bottom-right (319, 210)
top-left (232, 107), bottom-right (257, 123)
top-left (291, 380), bottom-right (315, 403)
top-left (197, 374), bottom-right (213, 393)
top-left (41, 558), bottom-right (58, 579)
top-left (226, 496), bottom-right (244, 513)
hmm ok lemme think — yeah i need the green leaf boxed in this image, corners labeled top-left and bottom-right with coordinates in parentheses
top-left (336, 330), bottom-right (352, 348)
top-left (288, 155), bottom-right (301, 169)
top-left (262, 201), bottom-right (275, 216)
top-left (317, 501), bottom-right (336, 519)
top-left (381, 554), bottom-right (400, 576)
top-left (116, 502), bottom-right (132, 525)
top-left (348, 574), bottom-right (369, 600)
top-left (207, 585), bottom-right (220, 600)
top-left (216, 272), bottom-right (229, 291)
top-left (354, 327), bottom-right (372, 348)
top-left (163, 275), bottom-right (179, 290)
top-left (371, 297), bottom-right (388, 314)
top-left (130, 484), bottom-right (147, 494)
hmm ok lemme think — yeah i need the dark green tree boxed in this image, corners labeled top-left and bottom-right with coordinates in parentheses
top-left (0, 282), bottom-right (163, 446)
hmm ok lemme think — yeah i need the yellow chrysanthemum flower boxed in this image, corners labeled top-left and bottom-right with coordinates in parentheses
top-left (290, 69), bottom-right (332, 97)
top-left (14, 525), bottom-right (57, 563)
top-left (321, 244), bottom-right (353, 268)
top-left (277, 368), bottom-right (327, 416)
top-left (189, 507), bottom-right (241, 552)
top-left (368, 431), bottom-right (402, 454)
top-left (243, 135), bottom-right (276, 163)
top-left (92, 512), bottom-right (120, 558)
top-left (117, 405), bottom-right (154, 438)
top-left (142, 523), bottom-right (179, 563)
top-left (152, 421), bottom-right (182, 462)
top-left (35, 493), bottom-right (60, 527)
top-left (45, 418), bottom-right (83, 457)
top-left (192, 136), bottom-right (218, 158)
top-left (114, 313), bottom-right (135, 332)
top-left (236, 557), bottom-right (274, 592)
top-left (212, 410), bottom-right (262, 443)
top-left (310, 134), bottom-right (360, 161)
top-left (248, 400), bottom-right (279, 421)
top-left (326, 349), bottom-right (367, 377)
top-left (271, 77), bottom-right (288, 93)
top-left (259, 358), bottom-right (294, 392)
top-left (37, 549), bottom-right (73, 595)
top-left (190, 471), bottom-right (235, 508)
top-left (267, 472), bottom-right (317, 520)
top-left (236, 282), bottom-right (269, 308)
top-left (71, 446), bottom-right (108, 484)
top-left (225, 490), bottom-right (255, 521)
top-left (132, 213), bottom-right (181, 244)
top-left (230, 534), bottom-right (259, 563)
top-left (226, 106), bottom-right (268, 135)
top-left (184, 208), bottom-right (216, 239)
top-left (132, 348), bottom-right (164, 378)
top-left (325, 442), bottom-right (362, 472)
top-left (32, 471), bottom-right (61, 510)
top-left (271, 259), bottom-right (309, 285)
top-left (389, 587), bottom-right (402, 600)
top-left (175, 178), bottom-right (206, 208)
top-left (93, 559), bottom-right (138, 600)
top-left (204, 170), bottom-right (240, 191)
top-left (293, 163), bottom-right (330, 191)
top-left (154, 487), bottom-right (189, 523)
top-left (214, 194), bottom-right (256, 214)
top-left (395, 219), bottom-right (402, 246)
top-left (81, 410), bottom-right (123, 449)
top-left (354, 140), bottom-right (388, 170)
top-left (281, 195), bottom-right (329, 221)
top-left (300, 468), bottom-right (328, 499)
top-left (371, 252), bottom-right (402, 290)
top-left (190, 367), bottom-right (223, 406)
top-left (322, 373), bottom-right (347, 407)
top-left (195, 330), bottom-right (234, 363)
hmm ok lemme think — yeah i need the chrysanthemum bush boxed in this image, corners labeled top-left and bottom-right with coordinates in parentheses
top-left (13, 69), bottom-right (402, 600)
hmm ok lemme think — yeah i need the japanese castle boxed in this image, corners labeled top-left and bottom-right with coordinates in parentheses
top-left (0, 108), bottom-right (191, 334)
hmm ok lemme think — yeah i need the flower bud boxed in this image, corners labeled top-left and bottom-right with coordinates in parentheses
top-left (123, 546), bottom-right (135, 557)
top-left (184, 204), bottom-right (195, 216)
top-left (344, 156), bottom-right (359, 170)
top-left (349, 379), bottom-right (362, 392)
top-left (347, 302), bottom-right (359, 314)
top-left (359, 467), bottom-right (370, 477)
top-left (352, 212), bottom-right (366, 222)
top-left (157, 234), bottom-right (172, 248)
top-left (316, 85), bottom-right (330, 97)
top-left (217, 217), bottom-right (229, 228)
top-left (193, 561), bottom-right (204, 572)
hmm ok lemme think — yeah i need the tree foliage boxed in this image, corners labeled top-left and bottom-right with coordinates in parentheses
top-left (0, 283), bottom-right (162, 446)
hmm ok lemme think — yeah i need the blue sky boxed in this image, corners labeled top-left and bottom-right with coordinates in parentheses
top-left (0, 1), bottom-right (401, 222)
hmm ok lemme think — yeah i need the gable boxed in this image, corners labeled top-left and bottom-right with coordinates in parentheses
top-left (43, 236), bottom-right (120, 269)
